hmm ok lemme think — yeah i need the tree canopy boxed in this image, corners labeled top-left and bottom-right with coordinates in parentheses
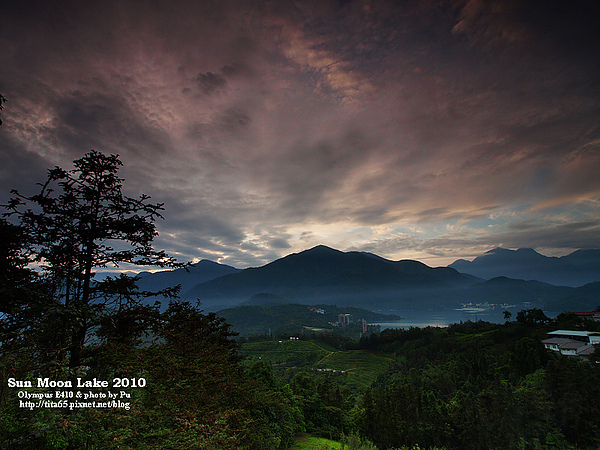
top-left (2, 150), bottom-right (181, 369)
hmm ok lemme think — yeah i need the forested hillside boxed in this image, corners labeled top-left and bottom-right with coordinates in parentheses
top-left (219, 303), bottom-right (397, 336)
top-left (235, 311), bottom-right (600, 449)
top-left (355, 316), bottom-right (600, 449)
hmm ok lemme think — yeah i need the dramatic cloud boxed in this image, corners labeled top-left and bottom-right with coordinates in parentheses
top-left (1, 0), bottom-right (599, 267)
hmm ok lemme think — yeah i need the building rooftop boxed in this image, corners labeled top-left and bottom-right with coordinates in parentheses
top-left (559, 341), bottom-right (587, 350)
top-left (547, 330), bottom-right (600, 337)
top-left (543, 337), bottom-right (578, 345)
top-left (577, 344), bottom-right (596, 356)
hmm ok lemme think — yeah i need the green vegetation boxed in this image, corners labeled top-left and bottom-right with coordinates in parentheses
top-left (239, 311), bottom-right (600, 449)
top-left (240, 338), bottom-right (394, 391)
top-left (354, 315), bottom-right (600, 449)
top-left (316, 351), bottom-right (393, 391)
top-left (242, 339), bottom-right (333, 365)
top-left (292, 435), bottom-right (342, 449)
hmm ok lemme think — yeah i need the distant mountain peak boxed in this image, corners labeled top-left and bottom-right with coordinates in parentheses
top-left (481, 247), bottom-right (542, 258)
top-left (304, 244), bottom-right (342, 254)
top-left (485, 247), bottom-right (508, 254)
top-left (484, 247), bottom-right (527, 255)
top-left (196, 259), bottom-right (238, 269)
top-left (515, 248), bottom-right (541, 255)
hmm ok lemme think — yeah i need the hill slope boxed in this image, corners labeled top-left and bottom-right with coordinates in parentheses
top-left (219, 302), bottom-right (400, 336)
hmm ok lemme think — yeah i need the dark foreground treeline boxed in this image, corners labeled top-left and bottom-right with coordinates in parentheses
top-left (0, 300), bottom-right (306, 449)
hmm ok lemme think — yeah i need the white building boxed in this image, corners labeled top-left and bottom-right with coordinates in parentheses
top-left (338, 314), bottom-right (353, 327)
top-left (543, 330), bottom-right (600, 360)
top-left (546, 330), bottom-right (600, 344)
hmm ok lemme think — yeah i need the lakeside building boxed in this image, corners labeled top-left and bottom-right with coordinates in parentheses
top-left (338, 314), bottom-right (353, 327)
top-left (543, 330), bottom-right (600, 360)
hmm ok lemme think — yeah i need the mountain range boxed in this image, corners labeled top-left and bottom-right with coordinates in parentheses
top-left (449, 247), bottom-right (600, 287)
top-left (182, 245), bottom-right (477, 310)
top-left (136, 259), bottom-right (240, 296)
top-left (133, 245), bottom-right (600, 313)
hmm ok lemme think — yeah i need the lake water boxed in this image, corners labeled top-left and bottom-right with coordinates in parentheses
top-left (372, 307), bottom-right (558, 330)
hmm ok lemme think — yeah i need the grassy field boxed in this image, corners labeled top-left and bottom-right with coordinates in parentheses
top-left (316, 350), bottom-right (393, 390)
top-left (241, 339), bottom-right (333, 365)
top-left (241, 339), bottom-right (394, 391)
top-left (290, 434), bottom-right (342, 449)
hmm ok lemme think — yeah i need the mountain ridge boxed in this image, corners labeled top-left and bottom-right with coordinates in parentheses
top-left (449, 247), bottom-right (600, 286)
top-left (182, 245), bottom-right (479, 311)
top-left (127, 245), bottom-right (600, 314)
top-left (135, 259), bottom-right (241, 305)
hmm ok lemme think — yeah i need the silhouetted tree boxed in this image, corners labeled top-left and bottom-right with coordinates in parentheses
top-left (3, 150), bottom-right (181, 369)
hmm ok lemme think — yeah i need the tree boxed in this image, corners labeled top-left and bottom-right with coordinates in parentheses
top-left (105, 301), bottom-right (299, 449)
top-left (0, 219), bottom-right (35, 301)
top-left (3, 150), bottom-right (181, 370)
top-left (0, 217), bottom-right (75, 386)
top-left (516, 308), bottom-right (549, 326)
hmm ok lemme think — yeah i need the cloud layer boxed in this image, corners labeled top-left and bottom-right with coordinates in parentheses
top-left (1, 0), bottom-right (599, 267)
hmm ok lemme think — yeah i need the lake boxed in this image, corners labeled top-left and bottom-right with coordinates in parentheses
top-left (372, 307), bottom-right (558, 330)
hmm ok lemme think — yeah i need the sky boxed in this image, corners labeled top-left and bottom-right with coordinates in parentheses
top-left (1, 0), bottom-right (599, 268)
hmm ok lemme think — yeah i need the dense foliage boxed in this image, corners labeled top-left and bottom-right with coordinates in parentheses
top-left (237, 313), bottom-right (600, 449)
top-left (355, 318), bottom-right (600, 449)
top-left (3, 150), bottom-right (181, 370)
top-left (1, 300), bottom-right (302, 449)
